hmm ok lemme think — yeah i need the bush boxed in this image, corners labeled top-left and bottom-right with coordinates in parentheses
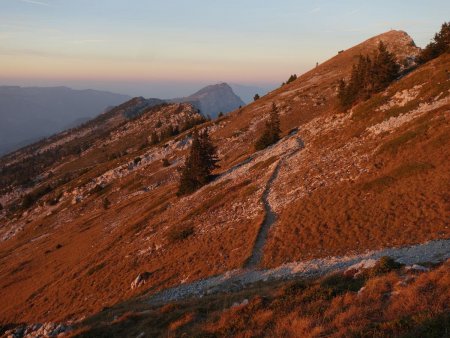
top-left (102, 197), bottom-right (111, 210)
top-left (22, 185), bottom-right (53, 209)
top-left (367, 256), bottom-right (402, 277)
top-left (91, 184), bottom-right (107, 196)
top-left (162, 158), bottom-right (171, 167)
top-left (167, 224), bottom-right (194, 243)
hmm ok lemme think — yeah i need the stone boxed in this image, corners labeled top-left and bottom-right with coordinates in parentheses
top-left (131, 272), bottom-right (152, 289)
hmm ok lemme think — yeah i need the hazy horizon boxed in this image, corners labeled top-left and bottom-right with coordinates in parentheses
top-left (0, 78), bottom-right (276, 99)
top-left (1, 0), bottom-right (449, 98)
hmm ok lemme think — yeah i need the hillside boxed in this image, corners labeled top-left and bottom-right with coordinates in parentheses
top-left (0, 30), bottom-right (449, 336)
top-left (0, 86), bottom-right (131, 156)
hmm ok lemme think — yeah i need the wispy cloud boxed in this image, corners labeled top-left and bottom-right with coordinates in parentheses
top-left (310, 7), bottom-right (321, 13)
top-left (349, 9), bottom-right (359, 15)
top-left (18, 0), bottom-right (50, 7)
top-left (69, 39), bottom-right (107, 44)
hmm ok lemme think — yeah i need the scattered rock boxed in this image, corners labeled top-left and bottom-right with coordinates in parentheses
top-left (231, 299), bottom-right (249, 308)
top-left (405, 264), bottom-right (430, 272)
top-left (131, 272), bottom-right (152, 289)
top-left (4, 322), bottom-right (71, 338)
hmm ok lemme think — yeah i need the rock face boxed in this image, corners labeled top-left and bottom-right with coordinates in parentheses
top-left (171, 83), bottom-right (245, 118)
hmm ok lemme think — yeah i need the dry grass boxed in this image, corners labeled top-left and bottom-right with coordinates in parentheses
top-left (72, 259), bottom-right (450, 338)
top-left (0, 40), bottom-right (447, 328)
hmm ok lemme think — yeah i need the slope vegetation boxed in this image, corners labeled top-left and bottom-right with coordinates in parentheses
top-left (0, 30), bottom-right (448, 328)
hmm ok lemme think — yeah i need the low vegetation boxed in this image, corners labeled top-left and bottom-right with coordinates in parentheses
top-left (74, 259), bottom-right (449, 337)
top-left (167, 224), bottom-right (195, 243)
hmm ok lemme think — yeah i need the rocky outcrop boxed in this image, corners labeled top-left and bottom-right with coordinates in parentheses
top-left (3, 322), bottom-right (72, 338)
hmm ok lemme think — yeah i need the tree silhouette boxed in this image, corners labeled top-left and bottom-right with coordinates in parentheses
top-left (177, 128), bottom-right (219, 195)
top-left (255, 103), bottom-right (281, 150)
top-left (337, 41), bottom-right (399, 109)
top-left (418, 22), bottom-right (450, 64)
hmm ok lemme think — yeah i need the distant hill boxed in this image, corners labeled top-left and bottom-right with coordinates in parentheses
top-left (170, 82), bottom-right (245, 118)
top-left (0, 86), bottom-right (131, 155)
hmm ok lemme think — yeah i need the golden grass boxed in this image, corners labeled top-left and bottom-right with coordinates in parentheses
top-left (72, 260), bottom-right (450, 338)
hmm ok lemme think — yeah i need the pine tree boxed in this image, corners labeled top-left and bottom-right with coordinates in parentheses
top-left (286, 74), bottom-right (297, 84)
top-left (177, 128), bottom-right (218, 195)
top-left (418, 22), bottom-right (450, 64)
top-left (337, 42), bottom-right (399, 109)
top-left (150, 131), bottom-right (159, 145)
top-left (255, 103), bottom-right (281, 150)
top-left (372, 42), bottom-right (400, 92)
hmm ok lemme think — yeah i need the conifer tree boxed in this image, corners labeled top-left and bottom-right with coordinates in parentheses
top-left (337, 41), bottom-right (399, 109)
top-left (372, 42), bottom-right (400, 92)
top-left (177, 128), bottom-right (218, 195)
top-left (150, 131), bottom-right (159, 145)
top-left (255, 103), bottom-right (281, 150)
top-left (418, 22), bottom-right (450, 64)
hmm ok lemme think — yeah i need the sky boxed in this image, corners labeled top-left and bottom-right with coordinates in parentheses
top-left (0, 0), bottom-right (448, 97)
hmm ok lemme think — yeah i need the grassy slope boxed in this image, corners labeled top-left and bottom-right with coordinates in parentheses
top-left (0, 32), bottom-right (448, 326)
top-left (73, 260), bottom-right (450, 337)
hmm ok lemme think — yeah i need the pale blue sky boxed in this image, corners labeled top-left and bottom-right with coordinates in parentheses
top-left (0, 0), bottom-right (448, 97)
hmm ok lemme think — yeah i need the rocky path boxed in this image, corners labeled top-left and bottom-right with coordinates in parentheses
top-left (148, 239), bottom-right (450, 305)
top-left (245, 134), bottom-right (305, 268)
top-left (244, 159), bottom-right (283, 268)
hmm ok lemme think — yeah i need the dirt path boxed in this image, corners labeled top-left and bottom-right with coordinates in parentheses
top-left (245, 136), bottom-right (305, 268)
top-left (244, 159), bottom-right (283, 268)
top-left (148, 239), bottom-right (450, 305)
top-left (143, 132), bottom-right (449, 306)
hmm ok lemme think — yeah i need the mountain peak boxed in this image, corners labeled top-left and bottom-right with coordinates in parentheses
top-left (171, 82), bottom-right (245, 118)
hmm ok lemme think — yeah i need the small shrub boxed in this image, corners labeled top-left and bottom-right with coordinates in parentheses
top-left (162, 158), bottom-right (171, 167)
top-left (91, 184), bottom-right (107, 196)
top-left (167, 224), bottom-right (194, 243)
top-left (102, 197), bottom-right (111, 210)
top-left (367, 256), bottom-right (402, 277)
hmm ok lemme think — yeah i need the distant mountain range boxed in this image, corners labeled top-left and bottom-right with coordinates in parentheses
top-left (0, 83), bottom-right (246, 156)
top-left (0, 86), bottom-right (131, 156)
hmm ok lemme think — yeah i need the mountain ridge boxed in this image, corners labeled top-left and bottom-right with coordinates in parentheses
top-left (0, 30), bottom-right (448, 332)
